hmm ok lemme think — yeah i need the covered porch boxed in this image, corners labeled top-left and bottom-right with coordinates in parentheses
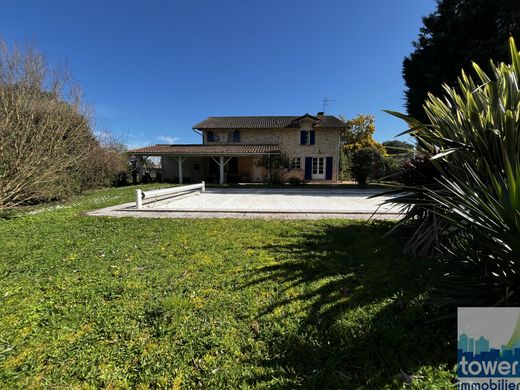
top-left (129, 144), bottom-right (281, 184)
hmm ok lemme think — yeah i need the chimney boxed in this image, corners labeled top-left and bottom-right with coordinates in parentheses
top-left (317, 111), bottom-right (324, 116)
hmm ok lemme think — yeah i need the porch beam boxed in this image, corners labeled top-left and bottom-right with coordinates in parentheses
top-left (209, 156), bottom-right (234, 184)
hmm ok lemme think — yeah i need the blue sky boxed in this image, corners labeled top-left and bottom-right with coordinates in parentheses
top-left (1, 0), bottom-right (436, 148)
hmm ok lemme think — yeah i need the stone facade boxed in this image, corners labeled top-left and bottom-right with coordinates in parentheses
top-left (155, 115), bottom-right (343, 183)
top-left (202, 119), bottom-right (341, 181)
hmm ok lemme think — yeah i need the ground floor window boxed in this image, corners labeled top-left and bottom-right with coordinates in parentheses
top-left (291, 157), bottom-right (301, 169)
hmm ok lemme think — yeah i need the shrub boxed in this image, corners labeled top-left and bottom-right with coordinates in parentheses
top-left (338, 150), bottom-right (351, 181)
top-left (112, 171), bottom-right (129, 187)
top-left (385, 38), bottom-right (520, 305)
top-left (0, 38), bottom-right (126, 210)
top-left (350, 147), bottom-right (383, 185)
top-left (382, 140), bottom-right (415, 156)
top-left (381, 156), bottom-right (403, 180)
top-left (288, 177), bottom-right (302, 186)
top-left (256, 153), bottom-right (291, 184)
top-left (141, 172), bottom-right (152, 184)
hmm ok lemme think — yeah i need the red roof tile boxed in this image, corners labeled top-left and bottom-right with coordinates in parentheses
top-left (129, 144), bottom-right (281, 155)
top-left (192, 114), bottom-right (345, 129)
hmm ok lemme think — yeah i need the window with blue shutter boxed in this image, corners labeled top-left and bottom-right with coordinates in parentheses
top-left (300, 130), bottom-right (315, 145)
top-left (325, 157), bottom-right (333, 180)
top-left (304, 157), bottom-right (312, 180)
top-left (232, 130), bottom-right (240, 142)
top-left (207, 131), bottom-right (214, 142)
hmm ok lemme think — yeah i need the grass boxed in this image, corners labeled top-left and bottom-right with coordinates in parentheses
top-left (0, 186), bottom-right (455, 389)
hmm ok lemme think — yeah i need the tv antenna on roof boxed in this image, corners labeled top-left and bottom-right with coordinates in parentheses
top-left (322, 97), bottom-right (337, 113)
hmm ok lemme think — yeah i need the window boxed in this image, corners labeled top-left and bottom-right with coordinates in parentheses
top-left (300, 130), bottom-right (315, 145)
top-left (232, 130), bottom-right (240, 142)
top-left (291, 157), bottom-right (301, 169)
top-left (207, 131), bottom-right (215, 142)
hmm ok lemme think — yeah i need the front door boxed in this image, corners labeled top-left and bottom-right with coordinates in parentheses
top-left (311, 157), bottom-right (325, 180)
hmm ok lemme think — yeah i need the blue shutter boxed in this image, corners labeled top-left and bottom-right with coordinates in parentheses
top-left (304, 157), bottom-right (312, 180)
top-left (310, 131), bottom-right (315, 145)
top-left (325, 157), bottom-right (333, 180)
top-left (300, 131), bottom-right (306, 145)
top-left (207, 131), bottom-right (214, 142)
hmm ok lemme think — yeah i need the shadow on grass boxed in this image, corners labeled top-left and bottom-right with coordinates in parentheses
top-left (243, 221), bottom-right (455, 389)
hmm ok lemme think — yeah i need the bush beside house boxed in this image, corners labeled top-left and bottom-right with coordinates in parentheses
top-left (0, 39), bottom-right (127, 210)
top-left (350, 147), bottom-right (384, 185)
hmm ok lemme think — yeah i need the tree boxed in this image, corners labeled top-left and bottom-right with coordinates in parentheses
top-left (81, 132), bottom-right (129, 189)
top-left (0, 38), bottom-right (126, 210)
top-left (387, 38), bottom-right (520, 305)
top-left (379, 140), bottom-right (415, 179)
top-left (340, 114), bottom-right (384, 158)
top-left (403, 0), bottom-right (520, 121)
top-left (338, 114), bottom-right (384, 180)
top-left (381, 140), bottom-right (414, 156)
top-left (350, 147), bottom-right (383, 185)
top-left (256, 153), bottom-right (291, 184)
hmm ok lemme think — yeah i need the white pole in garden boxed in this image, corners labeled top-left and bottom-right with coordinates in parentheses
top-left (136, 189), bottom-right (143, 209)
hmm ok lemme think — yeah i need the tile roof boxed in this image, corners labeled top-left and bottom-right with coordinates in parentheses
top-left (192, 114), bottom-right (345, 129)
top-left (129, 144), bottom-right (281, 155)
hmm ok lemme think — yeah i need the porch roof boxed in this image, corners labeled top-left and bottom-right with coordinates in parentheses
top-left (129, 143), bottom-right (281, 156)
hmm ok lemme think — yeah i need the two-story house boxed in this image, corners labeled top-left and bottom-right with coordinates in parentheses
top-left (129, 113), bottom-right (345, 184)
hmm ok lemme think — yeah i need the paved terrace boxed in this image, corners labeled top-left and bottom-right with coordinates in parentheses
top-left (88, 188), bottom-right (402, 220)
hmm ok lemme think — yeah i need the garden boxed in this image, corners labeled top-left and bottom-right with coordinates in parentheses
top-left (0, 186), bottom-right (453, 388)
top-left (0, 0), bottom-right (519, 388)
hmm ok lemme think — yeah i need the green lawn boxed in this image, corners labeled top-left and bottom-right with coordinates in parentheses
top-left (0, 186), bottom-right (454, 389)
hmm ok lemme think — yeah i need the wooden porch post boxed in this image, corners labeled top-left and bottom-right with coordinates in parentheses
top-left (267, 154), bottom-right (272, 184)
top-left (177, 156), bottom-right (185, 184)
top-left (138, 156), bottom-right (147, 182)
top-left (219, 156), bottom-right (224, 185)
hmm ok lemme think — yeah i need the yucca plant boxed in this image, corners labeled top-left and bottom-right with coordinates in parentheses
top-left (384, 37), bottom-right (520, 305)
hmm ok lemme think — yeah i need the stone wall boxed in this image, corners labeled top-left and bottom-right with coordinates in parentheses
top-left (203, 123), bottom-right (341, 181)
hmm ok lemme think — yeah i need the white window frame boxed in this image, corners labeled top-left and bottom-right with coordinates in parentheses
top-left (312, 157), bottom-right (325, 179)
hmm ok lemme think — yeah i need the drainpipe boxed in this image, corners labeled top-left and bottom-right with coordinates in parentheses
top-left (192, 128), bottom-right (203, 142)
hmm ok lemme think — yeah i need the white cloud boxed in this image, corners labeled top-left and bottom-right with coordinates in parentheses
top-left (126, 142), bottom-right (151, 150)
top-left (94, 130), bottom-right (113, 140)
top-left (157, 135), bottom-right (179, 144)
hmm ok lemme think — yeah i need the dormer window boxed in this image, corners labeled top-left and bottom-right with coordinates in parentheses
top-left (207, 131), bottom-right (215, 142)
top-left (300, 130), bottom-right (315, 145)
top-left (232, 130), bottom-right (240, 142)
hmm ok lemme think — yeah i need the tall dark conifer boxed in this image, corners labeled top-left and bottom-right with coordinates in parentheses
top-left (403, 0), bottom-right (520, 121)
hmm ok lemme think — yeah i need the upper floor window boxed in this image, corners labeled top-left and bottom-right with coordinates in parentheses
top-left (232, 130), bottom-right (240, 142)
top-left (300, 130), bottom-right (315, 145)
top-left (207, 131), bottom-right (215, 142)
